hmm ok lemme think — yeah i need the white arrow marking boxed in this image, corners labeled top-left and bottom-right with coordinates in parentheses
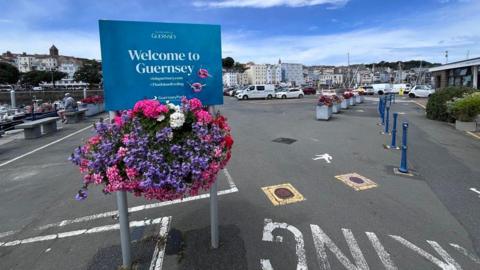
top-left (313, 154), bottom-right (333, 163)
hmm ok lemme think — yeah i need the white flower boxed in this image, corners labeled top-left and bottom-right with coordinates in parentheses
top-left (156, 115), bottom-right (165, 122)
top-left (167, 102), bottom-right (181, 112)
top-left (169, 111), bottom-right (185, 129)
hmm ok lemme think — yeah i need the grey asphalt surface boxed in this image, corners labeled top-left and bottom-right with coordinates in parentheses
top-left (1, 95), bottom-right (479, 269)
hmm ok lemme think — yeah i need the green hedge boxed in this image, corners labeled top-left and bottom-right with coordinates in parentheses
top-left (449, 92), bottom-right (480, 122)
top-left (426, 86), bottom-right (476, 122)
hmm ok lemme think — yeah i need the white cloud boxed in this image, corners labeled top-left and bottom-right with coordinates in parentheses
top-left (193, 0), bottom-right (348, 8)
top-left (221, 2), bottom-right (480, 65)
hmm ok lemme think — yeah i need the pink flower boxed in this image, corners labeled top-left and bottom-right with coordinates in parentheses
top-left (106, 165), bottom-right (122, 183)
top-left (197, 68), bottom-right (210, 78)
top-left (188, 98), bottom-right (203, 111)
top-left (122, 134), bottom-right (132, 145)
top-left (88, 135), bottom-right (101, 145)
top-left (133, 100), bottom-right (169, 118)
top-left (125, 167), bottom-right (138, 180)
top-left (191, 83), bottom-right (204, 93)
top-left (114, 116), bottom-right (123, 127)
top-left (214, 147), bottom-right (222, 158)
top-left (195, 110), bottom-right (212, 124)
top-left (92, 173), bottom-right (103, 184)
top-left (117, 147), bottom-right (128, 158)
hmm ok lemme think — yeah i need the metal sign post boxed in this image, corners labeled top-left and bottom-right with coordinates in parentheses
top-left (109, 111), bottom-right (132, 267)
top-left (208, 106), bottom-right (219, 249)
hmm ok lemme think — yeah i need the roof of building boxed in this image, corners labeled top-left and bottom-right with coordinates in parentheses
top-left (429, 57), bottom-right (480, 72)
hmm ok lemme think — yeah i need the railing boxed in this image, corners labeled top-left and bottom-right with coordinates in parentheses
top-left (0, 89), bottom-right (104, 106)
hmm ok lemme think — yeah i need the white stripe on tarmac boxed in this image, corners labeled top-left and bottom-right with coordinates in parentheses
top-left (149, 217), bottom-right (171, 270)
top-left (1, 216), bottom-right (171, 247)
top-left (35, 169), bottom-right (237, 232)
top-left (0, 124), bottom-right (93, 168)
top-left (365, 232), bottom-right (398, 270)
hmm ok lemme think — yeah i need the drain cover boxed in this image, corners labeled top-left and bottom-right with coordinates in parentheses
top-left (274, 188), bottom-right (295, 199)
top-left (261, 183), bottom-right (305, 206)
top-left (349, 176), bottom-right (365, 184)
top-left (272, 137), bottom-right (297, 144)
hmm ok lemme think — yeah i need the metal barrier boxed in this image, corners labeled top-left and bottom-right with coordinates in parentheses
top-left (398, 122), bottom-right (409, 173)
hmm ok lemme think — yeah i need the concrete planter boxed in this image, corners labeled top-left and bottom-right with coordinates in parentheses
top-left (83, 103), bottom-right (105, 117)
top-left (341, 99), bottom-right (349, 109)
top-left (355, 95), bottom-right (363, 103)
top-left (349, 98), bottom-right (355, 106)
top-left (316, 105), bottom-right (332, 120)
top-left (455, 120), bottom-right (477, 132)
top-left (332, 103), bottom-right (340, 114)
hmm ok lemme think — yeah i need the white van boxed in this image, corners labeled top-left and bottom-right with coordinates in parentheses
top-left (236, 84), bottom-right (275, 100)
top-left (392, 83), bottom-right (411, 94)
top-left (372, 84), bottom-right (393, 95)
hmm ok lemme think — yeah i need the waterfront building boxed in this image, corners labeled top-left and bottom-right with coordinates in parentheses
top-left (429, 57), bottom-right (479, 89)
top-left (223, 72), bottom-right (238, 87)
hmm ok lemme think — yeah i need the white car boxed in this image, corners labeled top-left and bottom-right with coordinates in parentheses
top-left (320, 89), bottom-right (337, 96)
top-left (236, 84), bottom-right (275, 100)
top-left (275, 88), bottom-right (305, 99)
top-left (409, 85), bottom-right (434, 98)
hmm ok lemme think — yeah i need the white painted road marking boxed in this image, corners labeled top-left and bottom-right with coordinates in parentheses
top-left (469, 188), bottom-right (480, 198)
top-left (149, 217), bottom-right (171, 270)
top-left (262, 219), bottom-right (479, 269)
top-left (313, 153), bottom-right (333, 163)
top-left (0, 169), bottom-right (236, 240)
top-left (0, 124), bottom-right (94, 168)
top-left (310, 225), bottom-right (369, 270)
top-left (262, 218), bottom-right (308, 270)
top-left (365, 232), bottom-right (397, 270)
top-left (1, 216), bottom-right (171, 248)
top-left (390, 235), bottom-right (462, 269)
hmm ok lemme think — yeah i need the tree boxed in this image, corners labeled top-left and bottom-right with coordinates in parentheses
top-left (0, 62), bottom-right (20, 84)
top-left (20, 70), bottom-right (66, 87)
top-left (74, 60), bottom-right (102, 86)
top-left (222, 57), bottom-right (235, 69)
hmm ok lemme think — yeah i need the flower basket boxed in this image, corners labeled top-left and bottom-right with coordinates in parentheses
top-left (349, 97), bottom-right (355, 106)
top-left (81, 95), bottom-right (105, 116)
top-left (331, 95), bottom-right (342, 113)
top-left (316, 105), bottom-right (332, 120)
top-left (70, 98), bottom-right (233, 201)
top-left (341, 99), bottom-right (349, 109)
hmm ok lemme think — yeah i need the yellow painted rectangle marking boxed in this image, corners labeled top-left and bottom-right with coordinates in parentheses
top-left (335, 173), bottom-right (378, 191)
top-left (261, 183), bottom-right (305, 206)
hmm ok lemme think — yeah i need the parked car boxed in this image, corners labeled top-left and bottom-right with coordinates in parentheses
top-left (355, 85), bottom-right (374, 95)
top-left (408, 85), bottom-right (434, 98)
top-left (275, 88), bottom-right (305, 99)
top-left (236, 84), bottom-right (275, 100)
top-left (372, 84), bottom-right (393, 95)
top-left (32, 86), bottom-right (44, 91)
top-left (302, 87), bottom-right (316, 95)
top-left (320, 89), bottom-right (337, 96)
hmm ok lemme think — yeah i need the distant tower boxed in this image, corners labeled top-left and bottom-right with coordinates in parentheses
top-left (278, 58), bottom-right (282, 65)
top-left (49, 45), bottom-right (59, 57)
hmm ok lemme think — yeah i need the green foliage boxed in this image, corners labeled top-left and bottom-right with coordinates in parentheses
top-left (74, 60), bottom-right (102, 85)
top-left (222, 57), bottom-right (235, 69)
top-left (0, 62), bottom-right (20, 84)
top-left (20, 70), bottom-right (67, 86)
top-left (449, 92), bottom-right (480, 122)
top-left (426, 86), bottom-right (476, 122)
top-left (365, 60), bottom-right (441, 70)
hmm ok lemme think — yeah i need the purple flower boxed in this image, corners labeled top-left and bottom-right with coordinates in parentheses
top-left (75, 189), bottom-right (88, 201)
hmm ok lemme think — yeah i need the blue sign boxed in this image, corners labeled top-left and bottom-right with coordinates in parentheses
top-left (99, 20), bottom-right (223, 110)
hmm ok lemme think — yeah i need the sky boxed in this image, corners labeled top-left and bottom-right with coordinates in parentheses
top-left (0, 0), bottom-right (478, 66)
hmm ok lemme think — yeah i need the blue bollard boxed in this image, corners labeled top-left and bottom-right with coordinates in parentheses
top-left (389, 113), bottom-right (399, 148)
top-left (399, 122), bottom-right (409, 173)
top-left (384, 105), bottom-right (390, 134)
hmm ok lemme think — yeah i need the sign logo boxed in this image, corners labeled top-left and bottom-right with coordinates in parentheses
top-left (151, 31), bottom-right (176, 40)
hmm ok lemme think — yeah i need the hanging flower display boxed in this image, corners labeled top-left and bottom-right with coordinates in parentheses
top-left (70, 98), bottom-right (233, 201)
